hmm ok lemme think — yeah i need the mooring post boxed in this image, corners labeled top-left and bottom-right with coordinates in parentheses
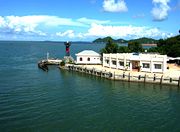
top-left (128, 73), bottom-right (130, 82)
top-left (85, 68), bottom-right (87, 73)
top-left (114, 71), bottom-right (115, 80)
top-left (110, 72), bottom-right (112, 79)
top-left (138, 75), bottom-right (141, 80)
top-left (178, 76), bottom-right (180, 87)
top-left (170, 78), bottom-right (172, 83)
top-left (153, 74), bottom-right (156, 81)
top-left (160, 75), bottom-right (163, 85)
top-left (144, 74), bottom-right (146, 83)
top-left (123, 72), bottom-right (125, 78)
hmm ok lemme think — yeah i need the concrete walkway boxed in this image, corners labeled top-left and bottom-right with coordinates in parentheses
top-left (78, 64), bottom-right (180, 79)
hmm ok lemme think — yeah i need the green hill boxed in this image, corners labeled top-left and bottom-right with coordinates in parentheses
top-left (129, 37), bottom-right (157, 44)
top-left (93, 37), bottom-right (157, 44)
top-left (93, 36), bottom-right (127, 43)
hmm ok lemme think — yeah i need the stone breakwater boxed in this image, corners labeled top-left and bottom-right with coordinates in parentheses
top-left (60, 64), bottom-right (180, 87)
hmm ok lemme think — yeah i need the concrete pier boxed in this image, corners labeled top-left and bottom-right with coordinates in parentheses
top-left (61, 64), bottom-right (180, 87)
top-left (38, 59), bottom-right (62, 71)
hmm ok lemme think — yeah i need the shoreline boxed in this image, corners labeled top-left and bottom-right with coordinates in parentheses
top-left (61, 64), bottom-right (180, 87)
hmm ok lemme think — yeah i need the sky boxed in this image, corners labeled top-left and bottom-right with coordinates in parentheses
top-left (0, 0), bottom-right (180, 41)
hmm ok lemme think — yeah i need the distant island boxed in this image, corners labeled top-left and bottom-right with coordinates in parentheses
top-left (93, 36), bottom-right (157, 45)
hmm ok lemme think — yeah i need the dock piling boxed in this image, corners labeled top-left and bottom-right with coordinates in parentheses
top-left (128, 73), bottom-right (130, 82)
top-left (160, 75), bottom-right (163, 85)
top-left (144, 74), bottom-right (146, 83)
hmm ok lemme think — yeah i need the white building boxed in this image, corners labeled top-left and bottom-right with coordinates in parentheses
top-left (103, 53), bottom-right (167, 73)
top-left (76, 50), bottom-right (101, 64)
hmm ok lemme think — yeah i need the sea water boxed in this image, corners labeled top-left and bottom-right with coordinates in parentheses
top-left (0, 41), bottom-right (180, 131)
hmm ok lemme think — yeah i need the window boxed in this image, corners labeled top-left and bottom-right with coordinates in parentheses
top-left (126, 62), bottom-right (130, 67)
top-left (87, 58), bottom-right (90, 61)
top-left (142, 63), bottom-right (150, 68)
top-left (106, 59), bottom-right (109, 64)
top-left (154, 64), bottom-right (161, 69)
top-left (80, 57), bottom-right (83, 61)
top-left (112, 60), bottom-right (116, 65)
top-left (119, 61), bottom-right (124, 66)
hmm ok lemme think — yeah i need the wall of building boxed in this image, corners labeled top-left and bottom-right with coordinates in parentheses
top-left (103, 53), bottom-right (167, 73)
top-left (76, 56), bottom-right (101, 64)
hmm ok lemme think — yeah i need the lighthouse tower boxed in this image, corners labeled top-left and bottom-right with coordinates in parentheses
top-left (63, 41), bottom-right (74, 63)
top-left (64, 41), bottom-right (71, 56)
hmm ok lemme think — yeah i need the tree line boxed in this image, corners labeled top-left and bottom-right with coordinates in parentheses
top-left (100, 35), bottom-right (180, 57)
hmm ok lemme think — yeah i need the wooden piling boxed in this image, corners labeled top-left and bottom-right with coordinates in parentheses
top-left (109, 72), bottom-right (112, 79)
top-left (114, 71), bottom-right (116, 80)
top-left (123, 72), bottom-right (125, 78)
top-left (170, 78), bottom-right (172, 83)
top-left (178, 76), bottom-right (180, 87)
top-left (144, 74), bottom-right (146, 83)
top-left (153, 74), bottom-right (156, 81)
top-left (160, 75), bottom-right (163, 85)
top-left (128, 73), bottom-right (130, 82)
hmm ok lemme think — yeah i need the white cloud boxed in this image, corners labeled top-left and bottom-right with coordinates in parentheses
top-left (0, 15), bottom-right (173, 40)
top-left (0, 15), bottom-right (89, 38)
top-left (103, 0), bottom-right (128, 12)
top-left (56, 30), bottom-right (75, 38)
top-left (42, 16), bottom-right (86, 27)
top-left (83, 23), bottom-right (173, 39)
top-left (152, 0), bottom-right (171, 21)
top-left (3, 15), bottom-right (86, 28)
top-left (77, 17), bottom-right (110, 25)
top-left (0, 16), bottom-right (6, 27)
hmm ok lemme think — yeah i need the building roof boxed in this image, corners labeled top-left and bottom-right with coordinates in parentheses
top-left (76, 50), bottom-right (101, 56)
top-left (103, 53), bottom-right (167, 62)
top-left (168, 57), bottom-right (180, 60)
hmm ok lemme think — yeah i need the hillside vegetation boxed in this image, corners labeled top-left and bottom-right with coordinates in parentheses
top-left (93, 36), bottom-right (157, 44)
top-left (148, 35), bottom-right (180, 57)
top-left (100, 35), bottom-right (180, 57)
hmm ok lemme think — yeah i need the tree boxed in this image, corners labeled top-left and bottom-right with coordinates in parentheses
top-left (152, 35), bottom-right (180, 57)
top-left (100, 38), bottom-right (118, 54)
top-left (118, 46), bottom-right (130, 53)
top-left (128, 41), bottom-right (143, 52)
top-left (157, 39), bottom-right (166, 47)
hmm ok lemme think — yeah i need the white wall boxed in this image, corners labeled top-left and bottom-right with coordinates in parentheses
top-left (76, 56), bottom-right (101, 64)
top-left (152, 62), bottom-right (163, 73)
top-left (103, 53), bottom-right (167, 73)
top-left (140, 61), bottom-right (151, 72)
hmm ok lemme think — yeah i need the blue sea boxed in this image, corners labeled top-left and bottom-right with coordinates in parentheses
top-left (0, 41), bottom-right (180, 131)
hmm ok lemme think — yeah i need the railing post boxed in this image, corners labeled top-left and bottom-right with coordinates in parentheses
top-left (114, 71), bottom-right (115, 80)
top-left (128, 73), bottom-right (130, 82)
top-left (160, 75), bottom-right (163, 85)
top-left (144, 74), bottom-right (146, 83)
top-left (153, 74), bottom-right (156, 81)
top-left (123, 72), bottom-right (125, 78)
